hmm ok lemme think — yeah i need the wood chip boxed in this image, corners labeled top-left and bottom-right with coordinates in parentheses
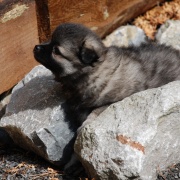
top-left (133, 0), bottom-right (180, 39)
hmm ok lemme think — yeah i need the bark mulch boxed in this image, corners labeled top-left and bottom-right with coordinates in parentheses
top-left (133, 0), bottom-right (180, 39)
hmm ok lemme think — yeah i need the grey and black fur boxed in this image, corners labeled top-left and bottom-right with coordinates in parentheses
top-left (34, 23), bottom-right (180, 126)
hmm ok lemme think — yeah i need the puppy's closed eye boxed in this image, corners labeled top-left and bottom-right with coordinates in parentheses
top-left (53, 46), bottom-right (62, 55)
top-left (53, 46), bottom-right (69, 60)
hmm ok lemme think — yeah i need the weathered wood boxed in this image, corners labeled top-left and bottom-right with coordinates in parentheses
top-left (36, 0), bottom-right (165, 41)
top-left (0, 0), bottom-right (38, 94)
top-left (35, 0), bottom-right (51, 42)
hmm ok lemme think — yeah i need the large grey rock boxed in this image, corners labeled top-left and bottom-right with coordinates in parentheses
top-left (75, 81), bottom-right (180, 180)
top-left (0, 65), bottom-right (76, 165)
top-left (156, 20), bottom-right (180, 50)
top-left (103, 25), bottom-right (147, 47)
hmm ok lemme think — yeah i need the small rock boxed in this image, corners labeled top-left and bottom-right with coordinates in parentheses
top-left (156, 20), bottom-right (180, 50)
top-left (103, 25), bottom-right (147, 47)
top-left (75, 81), bottom-right (180, 180)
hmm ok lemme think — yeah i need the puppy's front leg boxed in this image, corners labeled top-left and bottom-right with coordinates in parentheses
top-left (64, 152), bottom-right (86, 177)
top-left (64, 106), bottom-right (107, 177)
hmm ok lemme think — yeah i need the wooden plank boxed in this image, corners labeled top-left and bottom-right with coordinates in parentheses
top-left (35, 0), bottom-right (165, 41)
top-left (35, 0), bottom-right (51, 42)
top-left (0, 0), bottom-right (38, 94)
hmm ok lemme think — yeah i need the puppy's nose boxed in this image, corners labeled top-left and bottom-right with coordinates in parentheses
top-left (34, 45), bottom-right (43, 52)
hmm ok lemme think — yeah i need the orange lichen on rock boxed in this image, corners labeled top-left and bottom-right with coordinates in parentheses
top-left (116, 135), bottom-right (145, 154)
top-left (133, 0), bottom-right (180, 39)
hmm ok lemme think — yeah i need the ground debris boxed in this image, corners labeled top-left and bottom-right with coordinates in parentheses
top-left (0, 147), bottom-right (95, 180)
top-left (133, 0), bottom-right (180, 39)
top-left (157, 163), bottom-right (180, 180)
top-left (0, 148), bottom-right (63, 180)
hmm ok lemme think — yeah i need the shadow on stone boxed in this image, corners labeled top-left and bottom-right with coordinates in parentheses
top-left (0, 66), bottom-right (80, 167)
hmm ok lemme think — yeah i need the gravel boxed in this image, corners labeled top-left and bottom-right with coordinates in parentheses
top-left (157, 163), bottom-right (180, 180)
top-left (0, 147), bottom-right (87, 180)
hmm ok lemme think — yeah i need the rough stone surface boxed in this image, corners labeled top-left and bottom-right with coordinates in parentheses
top-left (156, 20), bottom-right (180, 50)
top-left (103, 25), bottom-right (147, 47)
top-left (75, 81), bottom-right (180, 180)
top-left (0, 94), bottom-right (11, 119)
top-left (0, 65), bottom-right (76, 165)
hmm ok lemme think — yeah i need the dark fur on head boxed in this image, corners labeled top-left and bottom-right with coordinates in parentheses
top-left (34, 23), bottom-right (180, 126)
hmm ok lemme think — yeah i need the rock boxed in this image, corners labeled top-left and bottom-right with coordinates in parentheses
top-left (156, 20), bottom-right (180, 50)
top-left (75, 81), bottom-right (180, 180)
top-left (0, 65), bottom-right (77, 165)
top-left (0, 94), bottom-right (11, 119)
top-left (103, 25), bottom-right (147, 47)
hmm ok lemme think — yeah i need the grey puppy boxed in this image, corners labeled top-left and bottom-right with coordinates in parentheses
top-left (34, 23), bottom-right (180, 127)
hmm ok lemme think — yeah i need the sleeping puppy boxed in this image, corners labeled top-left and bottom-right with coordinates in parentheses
top-left (34, 23), bottom-right (180, 127)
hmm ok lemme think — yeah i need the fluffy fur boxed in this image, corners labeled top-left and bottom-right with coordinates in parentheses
top-left (34, 23), bottom-right (180, 126)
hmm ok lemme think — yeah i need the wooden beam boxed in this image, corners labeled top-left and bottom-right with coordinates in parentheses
top-left (35, 0), bottom-right (165, 41)
top-left (35, 0), bottom-right (51, 42)
top-left (0, 0), bottom-right (38, 94)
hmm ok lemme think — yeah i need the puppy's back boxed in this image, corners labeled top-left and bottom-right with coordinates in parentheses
top-left (125, 43), bottom-right (180, 87)
top-left (87, 42), bottom-right (180, 107)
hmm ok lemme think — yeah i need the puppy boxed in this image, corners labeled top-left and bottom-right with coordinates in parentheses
top-left (34, 23), bottom-right (180, 127)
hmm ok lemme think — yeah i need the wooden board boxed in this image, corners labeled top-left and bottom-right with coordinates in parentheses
top-left (35, 0), bottom-right (50, 42)
top-left (36, 0), bottom-right (165, 42)
top-left (0, 0), bottom-right (38, 94)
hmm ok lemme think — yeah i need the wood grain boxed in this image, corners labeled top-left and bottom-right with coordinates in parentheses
top-left (35, 0), bottom-right (51, 42)
top-left (0, 0), bottom-right (38, 94)
top-left (36, 0), bottom-right (165, 41)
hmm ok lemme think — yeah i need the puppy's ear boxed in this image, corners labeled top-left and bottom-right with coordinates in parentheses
top-left (80, 46), bottom-right (99, 65)
top-left (80, 37), bottom-right (105, 65)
